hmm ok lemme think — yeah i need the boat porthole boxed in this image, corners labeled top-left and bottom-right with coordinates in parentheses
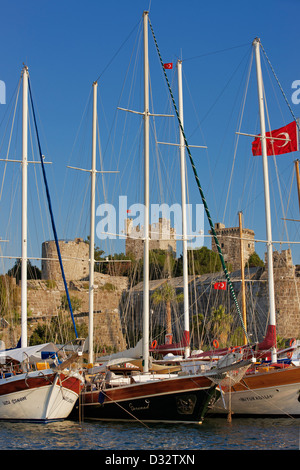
top-left (298, 391), bottom-right (300, 403)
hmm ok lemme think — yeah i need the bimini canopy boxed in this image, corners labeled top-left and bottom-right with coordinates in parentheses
top-left (0, 343), bottom-right (59, 363)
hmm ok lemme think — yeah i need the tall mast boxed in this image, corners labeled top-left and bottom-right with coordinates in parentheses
top-left (21, 65), bottom-right (29, 348)
top-left (142, 10), bottom-right (150, 373)
top-left (67, 82), bottom-right (118, 363)
top-left (88, 81), bottom-right (98, 365)
top-left (177, 60), bottom-right (190, 358)
top-left (238, 211), bottom-right (247, 345)
top-left (294, 159), bottom-right (300, 213)
top-left (253, 38), bottom-right (277, 362)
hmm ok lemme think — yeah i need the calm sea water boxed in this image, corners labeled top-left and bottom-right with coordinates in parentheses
top-left (0, 416), bottom-right (298, 451)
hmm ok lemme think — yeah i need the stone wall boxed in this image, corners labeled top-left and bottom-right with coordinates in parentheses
top-left (263, 249), bottom-right (300, 338)
top-left (10, 273), bottom-right (128, 353)
top-left (124, 250), bottom-right (300, 344)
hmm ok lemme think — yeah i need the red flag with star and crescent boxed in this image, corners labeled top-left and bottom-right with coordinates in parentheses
top-left (163, 63), bottom-right (173, 69)
top-left (214, 282), bottom-right (226, 290)
top-left (252, 121), bottom-right (299, 156)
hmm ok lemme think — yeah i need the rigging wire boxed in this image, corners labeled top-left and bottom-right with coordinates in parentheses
top-left (222, 49), bottom-right (254, 222)
top-left (0, 78), bottom-right (21, 202)
top-left (182, 42), bottom-right (251, 63)
top-left (260, 42), bottom-right (300, 133)
top-left (148, 16), bottom-right (250, 343)
top-left (94, 19), bottom-right (141, 83)
top-left (28, 77), bottom-right (78, 338)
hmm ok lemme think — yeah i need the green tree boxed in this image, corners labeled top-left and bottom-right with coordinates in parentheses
top-left (191, 312), bottom-right (205, 349)
top-left (84, 237), bottom-right (106, 273)
top-left (60, 294), bottom-right (82, 313)
top-left (151, 282), bottom-right (183, 335)
top-left (29, 313), bottom-right (87, 345)
top-left (246, 252), bottom-right (264, 268)
top-left (7, 259), bottom-right (41, 283)
top-left (104, 252), bottom-right (134, 277)
top-left (185, 246), bottom-right (227, 275)
top-left (0, 275), bottom-right (19, 318)
top-left (209, 304), bottom-right (233, 347)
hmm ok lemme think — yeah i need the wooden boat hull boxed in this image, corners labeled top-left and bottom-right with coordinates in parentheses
top-left (0, 369), bottom-right (83, 421)
top-left (209, 365), bottom-right (300, 417)
top-left (74, 374), bottom-right (219, 424)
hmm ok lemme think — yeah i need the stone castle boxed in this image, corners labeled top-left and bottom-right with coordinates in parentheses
top-left (2, 217), bottom-right (299, 349)
top-left (125, 217), bottom-right (177, 260)
top-left (36, 223), bottom-right (300, 341)
top-left (211, 222), bottom-right (255, 271)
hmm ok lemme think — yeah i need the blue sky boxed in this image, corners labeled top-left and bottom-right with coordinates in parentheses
top-left (0, 0), bottom-right (300, 272)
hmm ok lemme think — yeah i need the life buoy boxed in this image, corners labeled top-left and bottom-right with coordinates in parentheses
top-left (213, 339), bottom-right (219, 349)
top-left (289, 338), bottom-right (296, 347)
top-left (287, 351), bottom-right (293, 359)
top-left (151, 340), bottom-right (158, 349)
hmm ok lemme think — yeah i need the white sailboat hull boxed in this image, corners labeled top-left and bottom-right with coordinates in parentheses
top-left (0, 369), bottom-right (83, 421)
top-left (209, 365), bottom-right (300, 416)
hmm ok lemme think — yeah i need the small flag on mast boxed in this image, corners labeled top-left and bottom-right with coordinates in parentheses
top-left (163, 63), bottom-right (173, 69)
top-left (214, 282), bottom-right (226, 290)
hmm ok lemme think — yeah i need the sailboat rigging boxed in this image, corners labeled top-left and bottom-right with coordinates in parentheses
top-left (0, 65), bottom-right (84, 421)
top-left (67, 81), bottom-right (119, 365)
top-left (208, 38), bottom-right (300, 417)
top-left (72, 11), bottom-right (250, 425)
top-left (148, 18), bottom-right (250, 346)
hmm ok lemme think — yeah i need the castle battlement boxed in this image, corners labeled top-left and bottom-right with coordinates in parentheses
top-left (125, 217), bottom-right (176, 259)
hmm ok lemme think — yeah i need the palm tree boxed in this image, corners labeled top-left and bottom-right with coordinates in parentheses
top-left (209, 304), bottom-right (233, 347)
top-left (151, 282), bottom-right (184, 336)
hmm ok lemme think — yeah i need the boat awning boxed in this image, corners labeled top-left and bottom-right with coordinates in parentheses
top-left (0, 343), bottom-right (59, 363)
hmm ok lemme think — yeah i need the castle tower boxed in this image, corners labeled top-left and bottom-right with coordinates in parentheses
top-left (42, 238), bottom-right (89, 281)
top-left (210, 223), bottom-right (255, 271)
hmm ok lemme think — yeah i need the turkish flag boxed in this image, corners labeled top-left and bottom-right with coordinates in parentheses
top-left (214, 281), bottom-right (226, 290)
top-left (163, 63), bottom-right (173, 69)
top-left (252, 121), bottom-right (299, 156)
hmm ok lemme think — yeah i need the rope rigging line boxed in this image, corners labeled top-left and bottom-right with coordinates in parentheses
top-left (222, 49), bottom-right (254, 222)
top-left (260, 42), bottom-right (300, 133)
top-left (148, 17), bottom-right (249, 343)
top-left (182, 42), bottom-right (251, 63)
top-left (94, 19), bottom-right (141, 83)
top-left (27, 78), bottom-right (78, 339)
top-left (0, 77), bottom-right (21, 202)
